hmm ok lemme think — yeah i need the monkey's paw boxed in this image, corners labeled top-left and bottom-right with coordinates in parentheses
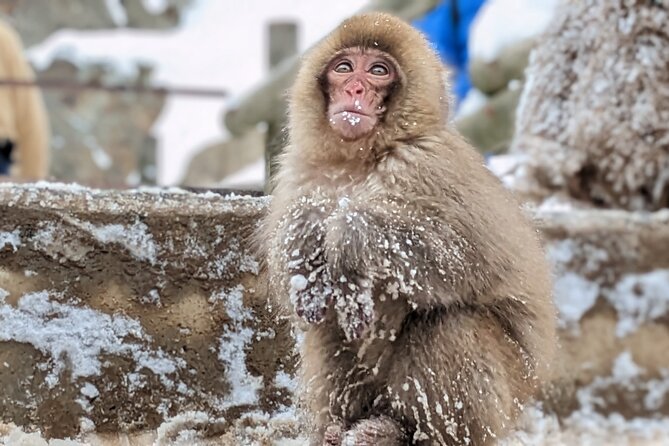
top-left (322, 423), bottom-right (344, 445)
top-left (290, 273), bottom-right (334, 324)
top-left (333, 276), bottom-right (375, 341)
top-left (343, 416), bottom-right (406, 445)
top-left (287, 245), bottom-right (336, 324)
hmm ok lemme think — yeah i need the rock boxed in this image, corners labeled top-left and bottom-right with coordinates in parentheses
top-left (510, 0), bottom-right (669, 211)
top-left (538, 208), bottom-right (669, 418)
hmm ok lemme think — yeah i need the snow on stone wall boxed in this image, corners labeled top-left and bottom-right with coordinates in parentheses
top-left (0, 183), bottom-right (295, 440)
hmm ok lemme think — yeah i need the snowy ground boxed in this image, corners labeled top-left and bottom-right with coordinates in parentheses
top-left (2, 406), bottom-right (669, 446)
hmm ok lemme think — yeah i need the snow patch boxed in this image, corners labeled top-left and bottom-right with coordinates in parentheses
top-left (0, 230), bottom-right (21, 252)
top-left (155, 411), bottom-right (220, 446)
top-left (455, 88), bottom-right (488, 119)
top-left (143, 0), bottom-right (170, 15)
top-left (0, 291), bottom-right (182, 388)
top-left (552, 272), bottom-right (600, 330)
top-left (608, 270), bottom-right (669, 337)
top-left (216, 288), bottom-right (263, 408)
top-left (275, 370), bottom-right (298, 393)
top-left (80, 219), bottom-right (158, 264)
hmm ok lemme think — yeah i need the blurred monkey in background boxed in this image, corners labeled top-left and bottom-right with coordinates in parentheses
top-left (0, 0), bottom-right (50, 180)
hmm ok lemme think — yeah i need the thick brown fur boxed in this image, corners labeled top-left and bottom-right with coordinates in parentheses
top-left (259, 12), bottom-right (557, 446)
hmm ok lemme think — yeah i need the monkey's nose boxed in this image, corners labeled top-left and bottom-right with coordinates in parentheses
top-left (345, 81), bottom-right (366, 98)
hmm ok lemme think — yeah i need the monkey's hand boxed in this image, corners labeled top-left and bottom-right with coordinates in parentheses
top-left (287, 245), bottom-right (335, 324)
top-left (281, 195), bottom-right (336, 324)
top-left (324, 198), bottom-right (377, 340)
top-left (332, 273), bottom-right (375, 341)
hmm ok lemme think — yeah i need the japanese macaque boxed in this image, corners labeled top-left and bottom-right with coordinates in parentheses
top-left (260, 12), bottom-right (557, 446)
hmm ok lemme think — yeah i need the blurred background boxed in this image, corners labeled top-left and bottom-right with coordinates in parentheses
top-left (0, 0), bottom-right (557, 191)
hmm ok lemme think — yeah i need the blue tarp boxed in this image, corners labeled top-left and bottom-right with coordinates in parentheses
top-left (413, 0), bottom-right (487, 103)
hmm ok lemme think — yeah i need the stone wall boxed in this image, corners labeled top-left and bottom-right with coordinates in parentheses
top-left (0, 183), bottom-right (668, 440)
top-left (0, 183), bottom-right (294, 439)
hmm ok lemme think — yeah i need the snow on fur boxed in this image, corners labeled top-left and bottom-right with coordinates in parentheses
top-left (511, 0), bottom-right (669, 211)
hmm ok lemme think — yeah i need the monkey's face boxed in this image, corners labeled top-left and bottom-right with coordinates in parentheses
top-left (324, 47), bottom-right (399, 141)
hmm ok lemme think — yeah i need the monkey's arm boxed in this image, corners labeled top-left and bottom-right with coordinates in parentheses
top-left (275, 196), bottom-right (335, 324)
top-left (325, 197), bottom-right (489, 318)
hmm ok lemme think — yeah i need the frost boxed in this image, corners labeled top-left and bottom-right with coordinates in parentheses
top-left (552, 272), bottom-right (600, 330)
top-left (607, 270), bottom-right (669, 337)
top-left (216, 288), bottom-right (263, 408)
top-left (209, 285), bottom-right (244, 304)
top-left (274, 370), bottom-right (297, 393)
top-left (0, 291), bottom-right (181, 387)
top-left (80, 382), bottom-right (100, 399)
top-left (83, 220), bottom-right (158, 264)
top-left (0, 230), bottom-right (21, 252)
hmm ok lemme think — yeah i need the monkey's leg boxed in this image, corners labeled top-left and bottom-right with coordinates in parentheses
top-left (385, 309), bottom-right (529, 446)
top-left (340, 416), bottom-right (406, 446)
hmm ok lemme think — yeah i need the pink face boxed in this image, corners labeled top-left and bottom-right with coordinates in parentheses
top-left (325, 47), bottom-right (398, 141)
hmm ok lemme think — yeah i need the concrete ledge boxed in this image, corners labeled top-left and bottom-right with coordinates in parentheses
top-left (538, 209), bottom-right (669, 417)
top-left (0, 183), bottom-right (295, 439)
top-left (0, 184), bottom-right (668, 439)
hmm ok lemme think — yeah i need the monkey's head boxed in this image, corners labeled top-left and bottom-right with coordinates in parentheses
top-left (289, 12), bottom-right (451, 163)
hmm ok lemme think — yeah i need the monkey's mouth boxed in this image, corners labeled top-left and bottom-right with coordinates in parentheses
top-left (331, 110), bottom-right (373, 127)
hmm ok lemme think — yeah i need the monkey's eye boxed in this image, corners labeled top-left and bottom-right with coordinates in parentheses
top-left (334, 61), bottom-right (353, 73)
top-left (370, 64), bottom-right (389, 76)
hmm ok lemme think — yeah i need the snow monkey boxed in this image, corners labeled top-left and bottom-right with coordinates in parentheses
top-left (260, 12), bottom-right (557, 446)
